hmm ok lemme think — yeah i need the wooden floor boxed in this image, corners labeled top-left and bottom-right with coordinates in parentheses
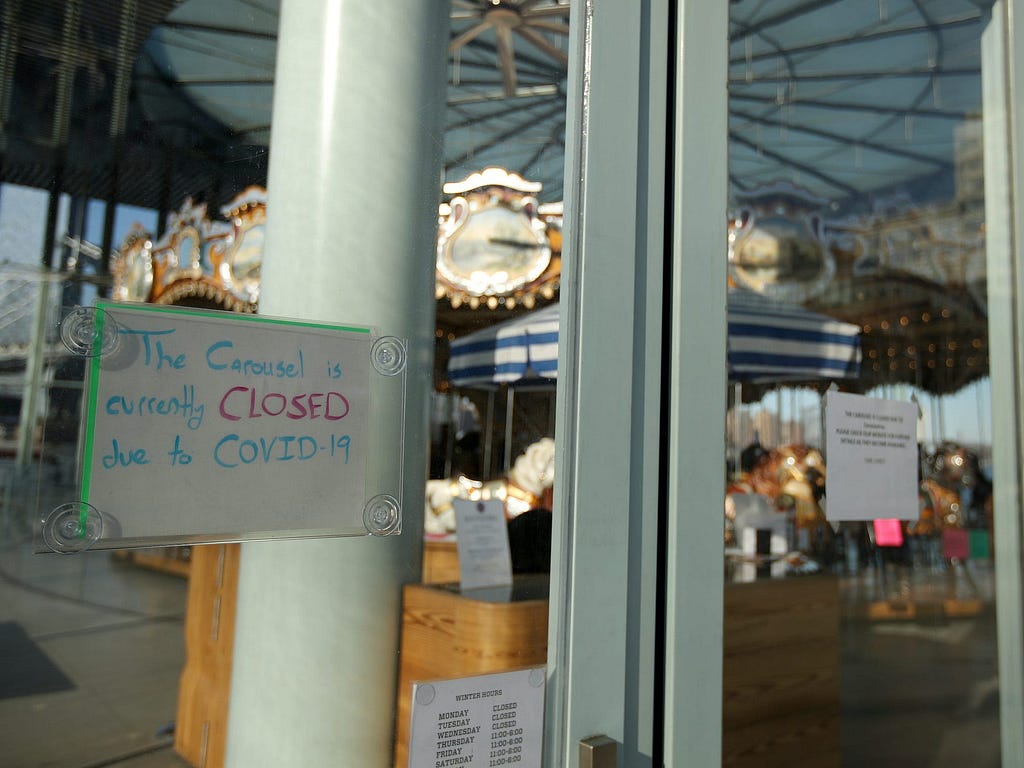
top-left (722, 576), bottom-right (841, 767)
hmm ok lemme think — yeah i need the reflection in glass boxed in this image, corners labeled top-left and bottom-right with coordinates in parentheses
top-left (726, 1), bottom-right (997, 765)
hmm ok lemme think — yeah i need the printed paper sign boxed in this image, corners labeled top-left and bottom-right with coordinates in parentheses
top-left (454, 499), bottom-right (513, 590)
top-left (408, 667), bottom-right (546, 768)
top-left (825, 390), bottom-right (919, 521)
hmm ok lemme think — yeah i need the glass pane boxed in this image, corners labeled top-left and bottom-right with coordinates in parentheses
top-left (725, 2), bottom-right (998, 765)
top-left (1, 2), bottom-right (569, 766)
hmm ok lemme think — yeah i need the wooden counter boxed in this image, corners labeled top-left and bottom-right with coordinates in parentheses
top-left (393, 574), bottom-right (839, 768)
top-left (176, 550), bottom-right (838, 768)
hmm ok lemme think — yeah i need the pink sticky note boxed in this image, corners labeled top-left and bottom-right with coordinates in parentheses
top-left (873, 519), bottom-right (904, 547)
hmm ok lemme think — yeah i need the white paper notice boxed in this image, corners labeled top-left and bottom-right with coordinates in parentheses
top-left (825, 390), bottom-right (919, 521)
top-left (408, 667), bottom-right (546, 768)
top-left (454, 499), bottom-right (513, 589)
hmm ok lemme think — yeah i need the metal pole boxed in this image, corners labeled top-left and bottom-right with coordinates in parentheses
top-left (226, 4), bottom-right (449, 766)
top-left (732, 381), bottom-right (742, 475)
top-left (16, 0), bottom-right (79, 468)
top-left (14, 276), bottom-right (52, 468)
top-left (0, 0), bottom-right (21, 165)
top-left (99, 0), bottom-right (138, 274)
top-left (504, 385), bottom-right (516, 471)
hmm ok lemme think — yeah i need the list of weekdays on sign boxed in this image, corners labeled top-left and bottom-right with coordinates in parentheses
top-left (408, 667), bottom-right (545, 768)
top-left (824, 390), bottom-right (919, 521)
top-left (79, 303), bottom-right (375, 543)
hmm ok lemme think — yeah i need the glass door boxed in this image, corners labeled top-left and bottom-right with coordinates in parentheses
top-left (6, 1), bottom-right (1024, 766)
top-left (715, 2), bottom-right (1023, 766)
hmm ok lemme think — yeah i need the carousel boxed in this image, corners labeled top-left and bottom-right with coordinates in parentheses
top-left (103, 161), bottom-right (994, 577)
top-left (100, 149), bottom-right (994, 764)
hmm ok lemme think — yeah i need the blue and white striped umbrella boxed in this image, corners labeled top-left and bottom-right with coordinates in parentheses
top-left (447, 291), bottom-right (860, 387)
top-left (448, 303), bottom-right (560, 387)
top-left (727, 288), bottom-right (862, 382)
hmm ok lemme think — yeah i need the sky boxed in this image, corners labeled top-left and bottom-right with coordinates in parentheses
top-left (0, 182), bottom-right (158, 270)
top-left (736, 379), bottom-right (993, 455)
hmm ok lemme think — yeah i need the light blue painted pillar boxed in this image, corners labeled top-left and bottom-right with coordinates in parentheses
top-left (225, 2), bottom-right (449, 766)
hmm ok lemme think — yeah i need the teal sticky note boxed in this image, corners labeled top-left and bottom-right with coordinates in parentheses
top-left (969, 529), bottom-right (991, 560)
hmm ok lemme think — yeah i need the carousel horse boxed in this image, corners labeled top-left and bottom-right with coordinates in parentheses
top-left (424, 437), bottom-right (555, 538)
top-left (914, 441), bottom-right (992, 536)
top-left (728, 443), bottom-right (827, 528)
top-left (726, 443), bottom-right (831, 558)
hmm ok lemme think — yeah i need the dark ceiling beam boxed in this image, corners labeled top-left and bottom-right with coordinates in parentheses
top-left (448, 84), bottom-right (560, 106)
top-left (0, 0), bottom-right (20, 162)
top-left (729, 172), bottom-right (752, 193)
top-left (448, 95), bottom-right (561, 130)
top-left (449, 20), bottom-right (491, 51)
top-left (145, 33), bottom-right (274, 70)
top-left (521, 5), bottom-right (572, 19)
top-left (450, 56), bottom-right (535, 75)
top-left (440, 76), bottom-right (557, 88)
top-left (517, 0), bottom-right (553, 12)
top-left (134, 50), bottom-right (240, 150)
top-left (135, 74), bottom-right (273, 87)
top-left (728, 13), bottom-right (981, 65)
top-left (460, 37), bottom-right (564, 78)
top-left (447, 101), bottom-right (566, 167)
top-left (729, 92), bottom-right (970, 120)
top-left (495, 25), bottom-right (518, 96)
top-left (514, 25), bottom-right (569, 65)
top-left (731, 66), bottom-right (979, 83)
top-left (451, 50), bottom-right (562, 81)
top-left (523, 121), bottom-right (564, 171)
top-left (731, 107), bottom-right (951, 168)
top-left (160, 21), bottom-right (278, 41)
top-left (527, 19), bottom-right (570, 35)
top-left (729, 0), bottom-right (846, 42)
top-left (729, 131), bottom-right (860, 198)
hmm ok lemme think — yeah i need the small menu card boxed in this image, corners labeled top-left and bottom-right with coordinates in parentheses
top-left (454, 499), bottom-right (513, 590)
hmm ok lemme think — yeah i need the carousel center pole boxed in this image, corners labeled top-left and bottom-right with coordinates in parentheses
top-left (224, 3), bottom-right (449, 766)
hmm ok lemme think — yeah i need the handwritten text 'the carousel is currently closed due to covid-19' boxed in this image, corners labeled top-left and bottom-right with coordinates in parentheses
top-left (99, 328), bottom-right (353, 471)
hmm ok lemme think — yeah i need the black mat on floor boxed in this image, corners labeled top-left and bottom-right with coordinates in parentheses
top-left (0, 621), bottom-right (75, 699)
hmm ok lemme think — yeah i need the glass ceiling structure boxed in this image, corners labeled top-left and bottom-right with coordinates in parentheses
top-left (0, 0), bottom-right (994, 394)
top-left (0, 0), bottom-right (988, 212)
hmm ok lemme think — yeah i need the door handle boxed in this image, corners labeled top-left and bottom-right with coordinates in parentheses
top-left (579, 734), bottom-right (617, 768)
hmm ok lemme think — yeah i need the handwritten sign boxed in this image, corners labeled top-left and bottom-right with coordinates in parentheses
top-left (825, 390), bottom-right (918, 521)
top-left (408, 667), bottom-right (545, 768)
top-left (76, 303), bottom-right (387, 544)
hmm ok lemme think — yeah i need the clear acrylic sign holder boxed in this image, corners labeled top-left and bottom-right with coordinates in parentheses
top-left (34, 302), bottom-right (407, 553)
